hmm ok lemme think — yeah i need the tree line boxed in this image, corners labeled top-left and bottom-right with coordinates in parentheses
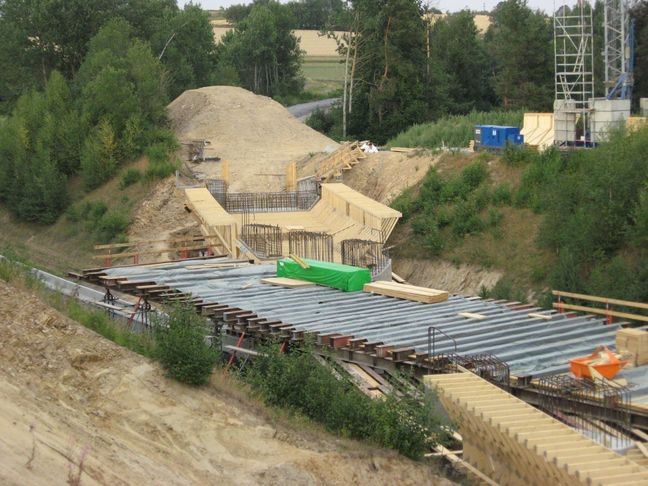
top-left (0, 0), bottom-right (218, 224)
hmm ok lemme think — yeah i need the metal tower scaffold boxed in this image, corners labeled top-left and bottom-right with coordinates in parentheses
top-left (554, 1), bottom-right (595, 146)
top-left (604, 0), bottom-right (636, 99)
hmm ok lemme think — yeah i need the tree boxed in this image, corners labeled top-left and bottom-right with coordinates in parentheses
top-left (485, 0), bottom-right (553, 111)
top-left (346, 0), bottom-right (430, 143)
top-left (81, 120), bottom-right (118, 189)
top-left (632, 1), bottom-right (648, 107)
top-left (428, 11), bottom-right (494, 114)
top-left (150, 5), bottom-right (218, 99)
top-left (217, 1), bottom-right (303, 97)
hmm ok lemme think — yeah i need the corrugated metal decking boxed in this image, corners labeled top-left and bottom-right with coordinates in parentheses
top-left (97, 258), bottom-right (620, 377)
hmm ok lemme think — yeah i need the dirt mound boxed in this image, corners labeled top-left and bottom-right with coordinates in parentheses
top-left (0, 280), bottom-right (453, 485)
top-left (168, 86), bottom-right (338, 192)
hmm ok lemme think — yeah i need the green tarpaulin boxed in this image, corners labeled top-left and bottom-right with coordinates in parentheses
top-left (276, 258), bottom-right (371, 292)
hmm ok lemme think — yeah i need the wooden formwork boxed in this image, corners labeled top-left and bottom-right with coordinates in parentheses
top-left (319, 183), bottom-right (401, 242)
top-left (316, 141), bottom-right (366, 181)
top-left (426, 372), bottom-right (648, 486)
top-left (184, 188), bottom-right (238, 257)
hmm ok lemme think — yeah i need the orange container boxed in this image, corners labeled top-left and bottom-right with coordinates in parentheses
top-left (569, 345), bottom-right (628, 380)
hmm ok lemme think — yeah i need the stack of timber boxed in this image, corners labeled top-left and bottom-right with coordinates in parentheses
top-left (426, 372), bottom-right (648, 485)
top-left (617, 328), bottom-right (648, 366)
top-left (316, 141), bottom-right (366, 181)
top-left (364, 281), bottom-right (449, 304)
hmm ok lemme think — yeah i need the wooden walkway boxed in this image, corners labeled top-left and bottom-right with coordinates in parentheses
top-left (426, 372), bottom-right (648, 486)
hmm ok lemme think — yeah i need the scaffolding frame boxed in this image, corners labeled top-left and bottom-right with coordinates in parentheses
top-left (554, 1), bottom-right (595, 146)
top-left (604, 0), bottom-right (635, 100)
top-left (341, 239), bottom-right (390, 277)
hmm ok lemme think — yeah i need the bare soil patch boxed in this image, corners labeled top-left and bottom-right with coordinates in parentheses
top-left (0, 280), bottom-right (454, 485)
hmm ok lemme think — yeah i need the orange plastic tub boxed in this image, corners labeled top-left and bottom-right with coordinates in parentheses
top-left (569, 345), bottom-right (628, 380)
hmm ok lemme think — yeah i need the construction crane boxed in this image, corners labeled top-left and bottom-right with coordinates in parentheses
top-left (604, 0), bottom-right (638, 100)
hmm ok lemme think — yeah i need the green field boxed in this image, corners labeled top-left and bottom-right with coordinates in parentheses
top-left (302, 56), bottom-right (345, 93)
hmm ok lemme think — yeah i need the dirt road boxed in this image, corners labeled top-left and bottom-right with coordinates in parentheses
top-left (0, 280), bottom-right (453, 485)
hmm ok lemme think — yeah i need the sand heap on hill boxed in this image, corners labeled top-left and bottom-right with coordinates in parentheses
top-left (168, 86), bottom-right (338, 192)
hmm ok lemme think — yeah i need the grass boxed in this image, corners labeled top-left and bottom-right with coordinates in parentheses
top-left (387, 111), bottom-right (524, 150)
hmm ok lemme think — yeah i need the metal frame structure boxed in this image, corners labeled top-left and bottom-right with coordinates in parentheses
top-left (536, 374), bottom-right (633, 447)
top-left (240, 224), bottom-right (282, 258)
top-left (341, 239), bottom-right (390, 277)
top-left (554, 1), bottom-right (595, 146)
top-left (288, 231), bottom-right (334, 262)
top-left (205, 179), bottom-right (319, 213)
top-left (604, 0), bottom-right (636, 100)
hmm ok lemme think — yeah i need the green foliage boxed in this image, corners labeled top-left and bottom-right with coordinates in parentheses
top-left (346, 0), bottom-right (430, 143)
top-left (153, 305), bottom-right (219, 386)
top-left (387, 111), bottom-right (523, 150)
top-left (428, 10), bottom-right (494, 114)
top-left (217, 1), bottom-right (304, 97)
top-left (484, 0), bottom-right (553, 110)
top-left (66, 200), bottom-right (129, 243)
top-left (246, 342), bottom-right (445, 459)
top-left (81, 120), bottom-right (118, 189)
top-left (120, 168), bottom-right (142, 188)
top-left (492, 184), bottom-right (513, 206)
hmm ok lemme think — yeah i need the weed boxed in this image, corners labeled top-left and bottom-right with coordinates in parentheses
top-left (119, 168), bottom-right (141, 189)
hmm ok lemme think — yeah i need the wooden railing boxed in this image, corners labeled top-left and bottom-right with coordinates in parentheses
top-left (552, 290), bottom-right (648, 324)
top-left (94, 235), bottom-right (225, 267)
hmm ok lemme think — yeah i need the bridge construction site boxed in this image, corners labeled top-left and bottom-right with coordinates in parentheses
top-left (75, 132), bottom-right (648, 484)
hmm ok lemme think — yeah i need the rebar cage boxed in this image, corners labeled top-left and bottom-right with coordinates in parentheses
top-left (536, 374), bottom-right (633, 450)
top-left (288, 231), bottom-right (333, 262)
top-left (206, 179), bottom-right (319, 213)
top-left (341, 239), bottom-right (390, 276)
top-left (241, 224), bottom-right (282, 258)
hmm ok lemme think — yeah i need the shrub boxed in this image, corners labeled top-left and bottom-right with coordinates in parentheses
top-left (95, 211), bottom-right (129, 242)
top-left (390, 188), bottom-right (415, 220)
top-left (487, 207), bottom-right (503, 228)
top-left (119, 167), bottom-right (141, 188)
top-left (461, 161), bottom-right (489, 189)
top-left (451, 201), bottom-right (483, 237)
top-left (153, 305), bottom-right (219, 386)
top-left (423, 226), bottom-right (444, 255)
top-left (246, 342), bottom-right (445, 459)
top-left (492, 184), bottom-right (512, 205)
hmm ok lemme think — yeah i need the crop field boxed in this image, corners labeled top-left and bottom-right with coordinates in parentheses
top-left (213, 24), bottom-right (344, 90)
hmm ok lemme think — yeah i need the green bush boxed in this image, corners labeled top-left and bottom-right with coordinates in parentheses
top-left (246, 342), bottom-right (445, 459)
top-left (153, 305), bottom-right (219, 386)
top-left (451, 201), bottom-right (483, 237)
top-left (461, 161), bottom-right (489, 189)
top-left (95, 211), bottom-right (129, 242)
top-left (492, 184), bottom-right (512, 205)
top-left (119, 167), bottom-right (141, 188)
top-left (486, 207), bottom-right (503, 228)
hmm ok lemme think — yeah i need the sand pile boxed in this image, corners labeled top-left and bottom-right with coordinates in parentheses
top-left (0, 280), bottom-right (453, 485)
top-left (168, 86), bottom-right (338, 192)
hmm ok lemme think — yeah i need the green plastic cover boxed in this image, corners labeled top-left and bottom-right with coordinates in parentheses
top-left (276, 258), bottom-right (371, 292)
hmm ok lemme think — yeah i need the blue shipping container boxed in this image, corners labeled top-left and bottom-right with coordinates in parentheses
top-left (474, 125), bottom-right (524, 149)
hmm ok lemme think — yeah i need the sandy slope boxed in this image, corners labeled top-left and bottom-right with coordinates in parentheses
top-left (168, 86), bottom-right (338, 192)
top-left (0, 280), bottom-right (453, 485)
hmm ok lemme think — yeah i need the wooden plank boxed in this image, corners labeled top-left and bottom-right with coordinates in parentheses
top-left (260, 277), bottom-right (315, 289)
top-left (528, 312), bottom-right (553, 320)
top-left (458, 312), bottom-right (487, 320)
top-left (94, 234), bottom-right (220, 250)
top-left (553, 302), bottom-right (648, 323)
top-left (288, 254), bottom-right (310, 269)
top-left (553, 290), bottom-right (648, 311)
top-left (363, 281), bottom-right (448, 304)
top-left (390, 147), bottom-right (417, 153)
